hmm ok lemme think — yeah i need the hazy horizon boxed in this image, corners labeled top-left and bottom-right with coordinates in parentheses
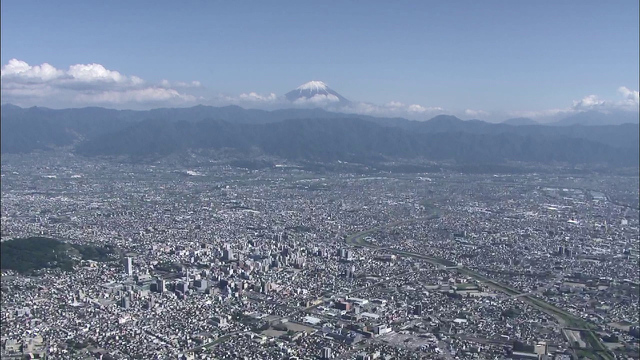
top-left (1, 1), bottom-right (639, 122)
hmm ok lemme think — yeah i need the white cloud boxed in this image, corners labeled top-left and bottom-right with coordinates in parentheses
top-left (75, 88), bottom-right (196, 104)
top-left (618, 86), bottom-right (639, 106)
top-left (507, 108), bottom-right (570, 120)
top-left (67, 63), bottom-right (127, 83)
top-left (160, 79), bottom-right (202, 88)
top-left (571, 88), bottom-right (639, 111)
top-left (339, 102), bottom-right (380, 115)
top-left (1, 59), bottom-right (64, 81)
top-left (130, 76), bottom-right (144, 85)
top-left (407, 104), bottom-right (427, 113)
top-left (336, 101), bottom-right (445, 119)
top-left (239, 92), bottom-right (278, 102)
top-left (206, 91), bottom-right (285, 109)
top-left (203, 91), bottom-right (445, 120)
top-left (293, 93), bottom-right (340, 105)
top-left (385, 101), bottom-right (405, 108)
top-left (0, 82), bottom-right (58, 98)
top-left (507, 86), bottom-right (639, 122)
top-left (1, 58), bottom-right (199, 107)
top-left (572, 94), bottom-right (606, 110)
top-left (464, 109), bottom-right (489, 117)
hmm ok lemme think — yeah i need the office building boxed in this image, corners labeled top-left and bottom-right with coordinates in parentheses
top-left (124, 257), bottom-right (133, 276)
top-left (322, 347), bottom-right (332, 359)
top-left (222, 248), bottom-right (234, 261)
top-left (157, 279), bottom-right (166, 293)
top-left (176, 282), bottom-right (189, 294)
top-left (414, 303), bottom-right (423, 316)
top-left (120, 296), bottom-right (130, 309)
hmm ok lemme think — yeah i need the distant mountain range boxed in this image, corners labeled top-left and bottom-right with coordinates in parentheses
top-left (502, 117), bottom-right (538, 126)
top-left (551, 110), bottom-right (639, 126)
top-left (1, 104), bottom-right (638, 167)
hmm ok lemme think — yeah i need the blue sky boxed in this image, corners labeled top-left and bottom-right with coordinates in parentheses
top-left (1, 0), bottom-right (638, 121)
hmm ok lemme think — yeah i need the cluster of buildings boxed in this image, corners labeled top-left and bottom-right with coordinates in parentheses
top-left (1, 151), bottom-right (638, 359)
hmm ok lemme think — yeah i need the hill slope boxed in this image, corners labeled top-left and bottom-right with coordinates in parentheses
top-left (75, 117), bottom-right (639, 167)
top-left (3, 104), bottom-right (638, 167)
top-left (1, 237), bottom-right (115, 273)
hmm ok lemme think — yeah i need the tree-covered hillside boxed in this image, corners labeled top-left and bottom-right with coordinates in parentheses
top-left (1, 237), bottom-right (116, 273)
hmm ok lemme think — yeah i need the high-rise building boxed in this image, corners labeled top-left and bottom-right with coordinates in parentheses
top-left (124, 257), bottom-right (133, 276)
top-left (120, 296), bottom-right (130, 309)
top-left (176, 282), bottom-right (189, 294)
top-left (222, 248), bottom-right (234, 261)
top-left (413, 303), bottom-right (423, 316)
top-left (157, 279), bottom-right (166, 293)
top-left (322, 347), bottom-right (332, 359)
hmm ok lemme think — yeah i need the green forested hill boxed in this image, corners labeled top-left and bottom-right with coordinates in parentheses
top-left (0, 237), bottom-right (115, 273)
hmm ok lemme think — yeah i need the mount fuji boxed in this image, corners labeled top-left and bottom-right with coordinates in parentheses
top-left (284, 81), bottom-right (350, 105)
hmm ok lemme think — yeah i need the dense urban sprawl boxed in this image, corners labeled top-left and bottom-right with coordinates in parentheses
top-left (1, 152), bottom-right (639, 359)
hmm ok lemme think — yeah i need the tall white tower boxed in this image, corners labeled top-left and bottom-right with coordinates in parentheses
top-left (124, 257), bottom-right (133, 276)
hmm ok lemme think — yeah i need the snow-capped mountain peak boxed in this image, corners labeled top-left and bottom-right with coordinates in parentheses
top-left (297, 81), bottom-right (328, 91)
top-left (285, 80), bottom-right (350, 105)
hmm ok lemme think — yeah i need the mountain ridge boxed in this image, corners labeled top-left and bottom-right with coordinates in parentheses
top-left (503, 117), bottom-right (538, 126)
top-left (4, 103), bottom-right (637, 126)
top-left (1, 104), bottom-right (638, 168)
top-left (71, 117), bottom-right (638, 167)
